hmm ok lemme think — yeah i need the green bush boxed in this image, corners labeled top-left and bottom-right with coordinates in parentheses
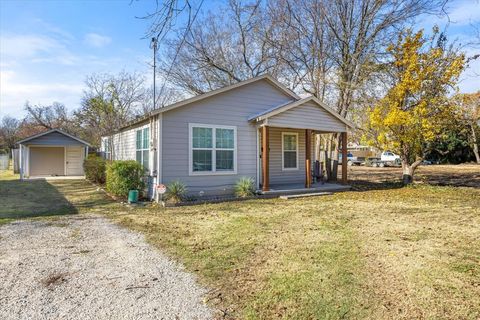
top-left (83, 155), bottom-right (106, 184)
top-left (234, 177), bottom-right (256, 198)
top-left (106, 160), bottom-right (144, 197)
top-left (165, 180), bottom-right (187, 204)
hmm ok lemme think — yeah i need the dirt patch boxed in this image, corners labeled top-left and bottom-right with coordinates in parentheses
top-left (346, 164), bottom-right (480, 188)
top-left (41, 272), bottom-right (68, 288)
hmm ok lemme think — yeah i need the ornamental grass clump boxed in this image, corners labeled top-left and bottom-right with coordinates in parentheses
top-left (234, 177), bottom-right (256, 198)
top-left (165, 180), bottom-right (187, 204)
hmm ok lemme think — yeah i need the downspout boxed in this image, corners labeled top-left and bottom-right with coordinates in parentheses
top-left (149, 116), bottom-right (155, 200)
top-left (19, 144), bottom-right (23, 180)
top-left (156, 113), bottom-right (163, 203)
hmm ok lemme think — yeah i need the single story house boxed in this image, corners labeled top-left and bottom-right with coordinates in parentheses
top-left (101, 74), bottom-right (352, 199)
top-left (17, 129), bottom-right (90, 179)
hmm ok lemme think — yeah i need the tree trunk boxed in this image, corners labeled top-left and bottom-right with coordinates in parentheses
top-left (401, 159), bottom-right (423, 185)
top-left (470, 124), bottom-right (480, 164)
top-left (402, 163), bottom-right (414, 184)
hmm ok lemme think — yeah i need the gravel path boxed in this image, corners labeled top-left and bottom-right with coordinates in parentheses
top-left (0, 215), bottom-right (213, 320)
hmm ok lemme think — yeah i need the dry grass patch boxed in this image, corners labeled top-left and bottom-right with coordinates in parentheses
top-left (108, 183), bottom-right (479, 319)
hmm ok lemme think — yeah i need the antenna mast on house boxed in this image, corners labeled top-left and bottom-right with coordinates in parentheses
top-left (150, 37), bottom-right (158, 110)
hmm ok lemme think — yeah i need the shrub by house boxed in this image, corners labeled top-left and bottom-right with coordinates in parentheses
top-left (106, 160), bottom-right (144, 197)
top-left (83, 155), bottom-right (106, 184)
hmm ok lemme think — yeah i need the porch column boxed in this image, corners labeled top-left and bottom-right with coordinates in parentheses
top-left (341, 131), bottom-right (348, 184)
top-left (261, 125), bottom-right (270, 192)
top-left (305, 129), bottom-right (312, 188)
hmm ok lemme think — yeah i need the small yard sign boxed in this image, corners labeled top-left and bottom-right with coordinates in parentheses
top-left (156, 184), bottom-right (167, 194)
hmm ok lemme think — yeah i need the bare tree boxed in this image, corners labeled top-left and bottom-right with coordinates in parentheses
top-left (270, 0), bottom-right (449, 178)
top-left (157, 0), bottom-right (282, 94)
top-left (454, 92), bottom-right (480, 163)
top-left (0, 116), bottom-right (21, 151)
top-left (267, 0), bottom-right (335, 99)
top-left (82, 71), bottom-right (147, 116)
top-left (75, 71), bottom-right (148, 148)
top-left (25, 102), bottom-right (74, 132)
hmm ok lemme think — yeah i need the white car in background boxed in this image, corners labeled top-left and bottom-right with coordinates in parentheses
top-left (381, 151), bottom-right (400, 162)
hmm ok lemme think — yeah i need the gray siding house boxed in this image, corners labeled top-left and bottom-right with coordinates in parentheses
top-left (102, 75), bottom-right (352, 199)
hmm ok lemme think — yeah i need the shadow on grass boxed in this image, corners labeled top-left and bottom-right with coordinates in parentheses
top-left (0, 179), bottom-right (111, 220)
top-left (349, 180), bottom-right (405, 192)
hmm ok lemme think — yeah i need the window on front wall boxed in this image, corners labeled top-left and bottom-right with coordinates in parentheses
top-left (190, 124), bottom-right (236, 174)
top-left (282, 132), bottom-right (298, 170)
top-left (136, 127), bottom-right (149, 171)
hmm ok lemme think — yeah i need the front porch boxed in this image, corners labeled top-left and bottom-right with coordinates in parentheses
top-left (249, 96), bottom-right (354, 194)
top-left (258, 125), bottom-right (350, 192)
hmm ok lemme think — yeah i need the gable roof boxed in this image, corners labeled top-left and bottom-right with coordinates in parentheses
top-left (151, 74), bottom-right (299, 116)
top-left (17, 129), bottom-right (92, 146)
top-left (118, 74), bottom-right (299, 131)
top-left (248, 96), bottom-right (354, 128)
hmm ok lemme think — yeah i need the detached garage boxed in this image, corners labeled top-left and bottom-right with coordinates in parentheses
top-left (17, 129), bottom-right (90, 179)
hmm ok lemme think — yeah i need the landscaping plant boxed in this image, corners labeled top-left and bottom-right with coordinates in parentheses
top-left (83, 155), bottom-right (106, 184)
top-left (234, 177), bottom-right (256, 198)
top-left (105, 160), bottom-right (144, 197)
top-left (165, 180), bottom-right (187, 204)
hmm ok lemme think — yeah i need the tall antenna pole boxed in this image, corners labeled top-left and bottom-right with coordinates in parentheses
top-left (150, 37), bottom-right (157, 110)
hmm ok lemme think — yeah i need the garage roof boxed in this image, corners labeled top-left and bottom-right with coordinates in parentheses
top-left (17, 129), bottom-right (91, 147)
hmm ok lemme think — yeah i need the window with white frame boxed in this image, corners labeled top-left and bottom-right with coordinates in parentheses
top-left (102, 137), bottom-right (111, 160)
top-left (282, 132), bottom-right (298, 170)
top-left (190, 124), bottom-right (236, 174)
top-left (136, 127), bottom-right (150, 171)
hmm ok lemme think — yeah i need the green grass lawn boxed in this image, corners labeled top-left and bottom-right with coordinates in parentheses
top-left (1, 167), bottom-right (479, 319)
top-left (0, 169), bottom-right (112, 223)
top-left (110, 184), bottom-right (480, 319)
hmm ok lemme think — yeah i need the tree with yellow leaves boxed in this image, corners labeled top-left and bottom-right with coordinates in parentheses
top-left (367, 28), bottom-right (465, 184)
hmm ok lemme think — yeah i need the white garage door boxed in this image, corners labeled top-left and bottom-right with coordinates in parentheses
top-left (66, 146), bottom-right (84, 175)
top-left (30, 147), bottom-right (65, 176)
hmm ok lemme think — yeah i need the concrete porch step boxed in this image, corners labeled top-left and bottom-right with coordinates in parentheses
top-left (258, 183), bottom-right (351, 196)
top-left (279, 192), bottom-right (334, 200)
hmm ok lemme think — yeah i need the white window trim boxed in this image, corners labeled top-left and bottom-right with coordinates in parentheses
top-left (188, 123), bottom-right (237, 176)
top-left (282, 132), bottom-right (299, 171)
top-left (136, 127), bottom-right (150, 170)
top-left (102, 137), bottom-right (111, 160)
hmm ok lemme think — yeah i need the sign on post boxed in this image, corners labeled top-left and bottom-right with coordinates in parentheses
top-left (156, 184), bottom-right (167, 194)
top-left (156, 183), bottom-right (166, 203)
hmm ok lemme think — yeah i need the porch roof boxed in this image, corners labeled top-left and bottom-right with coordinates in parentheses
top-left (248, 96), bottom-right (354, 132)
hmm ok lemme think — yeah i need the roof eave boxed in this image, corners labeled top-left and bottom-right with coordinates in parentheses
top-left (17, 129), bottom-right (92, 147)
top-left (248, 96), bottom-right (355, 129)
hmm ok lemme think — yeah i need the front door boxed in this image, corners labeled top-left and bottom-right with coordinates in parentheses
top-left (66, 146), bottom-right (84, 175)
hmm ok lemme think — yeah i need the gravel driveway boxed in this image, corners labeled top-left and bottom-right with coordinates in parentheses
top-left (0, 215), bottom-right (213, 320)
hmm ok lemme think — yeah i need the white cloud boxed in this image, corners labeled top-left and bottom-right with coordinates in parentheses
top-left (83, 33), bottom-right (111, 48)
top-left (0, 70), bottom-right (83, 117)
top-left (447, 0), bottom-right (480, 25)
top-left (0, 33), bottom-right (78, 65)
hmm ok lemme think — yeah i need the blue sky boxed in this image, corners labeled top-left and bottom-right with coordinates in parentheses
top-left (1, 0), bottom-right (479, 119)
